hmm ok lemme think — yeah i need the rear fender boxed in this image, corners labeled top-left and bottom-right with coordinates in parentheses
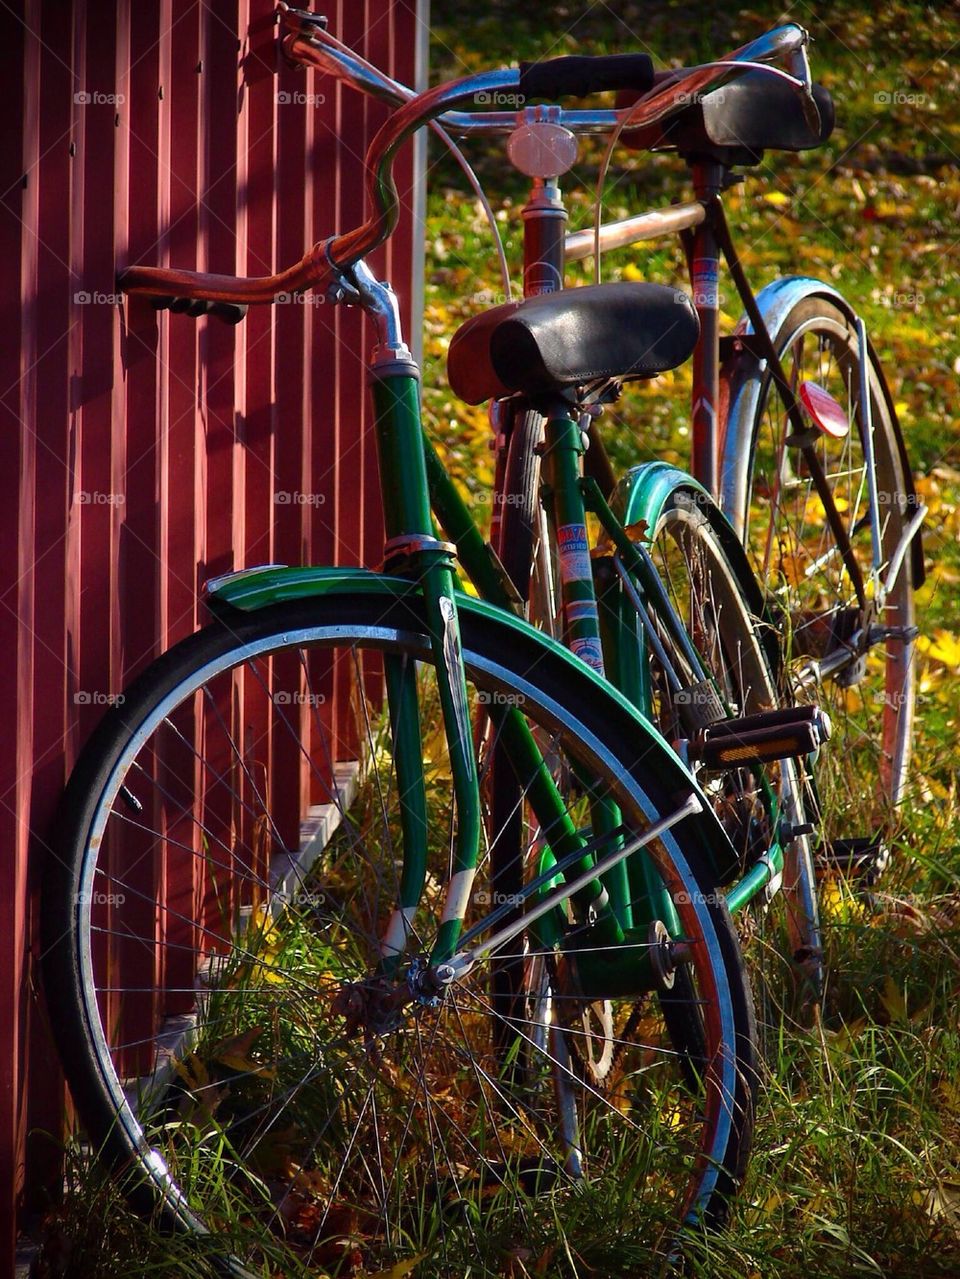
top-left (718, 276), bottom-right (922, 586)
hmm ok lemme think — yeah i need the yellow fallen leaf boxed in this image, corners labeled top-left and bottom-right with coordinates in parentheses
top-left (917, 628), bottom-right (960, 671)
top-left (764, 190), bottom-right (790, 206)
top-left (763, 1189), bottom-right (784, 1214)
top-left (819, 874), bottom-right (865, 923)
top-left (880, 974), bottom-right (908, 1023)
top-left (362, 1255), bottom-right (427, 1278)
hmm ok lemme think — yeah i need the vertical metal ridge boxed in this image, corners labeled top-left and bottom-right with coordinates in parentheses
top-left (3, 1), bottom-right (424, 1256)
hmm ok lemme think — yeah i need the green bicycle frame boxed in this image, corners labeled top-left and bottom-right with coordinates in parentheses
top-left (425, 394), bottom-right (680, 941)
top-left (368, 358), bottom-right (623, 968)
top-left (423, 390), bottom-right (785, 923)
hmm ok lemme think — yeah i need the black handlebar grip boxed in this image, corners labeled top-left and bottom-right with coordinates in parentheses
top-left (150, 296), bottom-right (248, 325)
top-left (518, 53), bottom-right (655, 102)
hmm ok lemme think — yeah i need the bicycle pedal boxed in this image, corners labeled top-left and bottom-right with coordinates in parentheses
top-left (673, 679), bottom-right (726, 731)
top-left (690, 704), bottom-right (831, 770)
top-left (815, 837), bottom-right (890, 884)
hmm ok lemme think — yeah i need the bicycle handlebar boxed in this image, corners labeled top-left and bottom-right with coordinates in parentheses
top-left (118, 13), bottom-right (815, 309)
top-left (119, 242), bottom-right (332, 304)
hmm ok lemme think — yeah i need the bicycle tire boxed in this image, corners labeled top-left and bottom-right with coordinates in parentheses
top-left (720, 293), bottom-right (917, 853)
top-left (634, 474), bottom-right (823, 1022)
top-left (41, 588), bottom-right (756, 1276)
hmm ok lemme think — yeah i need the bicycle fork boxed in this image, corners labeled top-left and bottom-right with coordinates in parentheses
top-left (368, 338), bottom-right (482, 970)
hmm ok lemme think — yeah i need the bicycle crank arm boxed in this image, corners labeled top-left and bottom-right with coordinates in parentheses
top-left (689, 704), bottom-right (831, 769)
top-left (794, 622), bottom-right (919, 692)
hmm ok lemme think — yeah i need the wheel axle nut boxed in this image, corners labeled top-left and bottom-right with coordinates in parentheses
top-left (649, 920), bottom-right (678, 991)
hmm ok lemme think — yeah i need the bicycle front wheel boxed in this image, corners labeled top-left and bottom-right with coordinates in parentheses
top-left (42, 588), bottom-right (755, 1277)
top-left (721, 293), bottom-right (918, 850)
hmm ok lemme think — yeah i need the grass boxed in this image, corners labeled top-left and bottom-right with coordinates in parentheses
top-left (422, 1), bottom-right (960, 1274)
top-left (31, 2), bottom-right (960, 1276)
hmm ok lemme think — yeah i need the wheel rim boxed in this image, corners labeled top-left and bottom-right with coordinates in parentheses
top-left (747, 310), bottom-right (916, 842)
top-left (60, 609), bottom-right (749, 1273)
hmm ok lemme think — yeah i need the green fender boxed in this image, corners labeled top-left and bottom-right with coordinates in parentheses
top-left (205, 562), bottom-right (740, 887)
top-left (609, 462), bottom-right (780, 678)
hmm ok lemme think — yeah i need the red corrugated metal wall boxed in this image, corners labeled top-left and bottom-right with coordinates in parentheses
top-left (0, 0), bottom-right (426, 1256)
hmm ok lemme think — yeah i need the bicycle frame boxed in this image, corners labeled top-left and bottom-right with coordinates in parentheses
top-left (564, 171), bottom-right (925, 617)
top-left (488, 395), bottom-right (789, 916)
top-left (211, 256), bottom-right (728, 993)
top-left (120, 18), bottom-right (834, 992)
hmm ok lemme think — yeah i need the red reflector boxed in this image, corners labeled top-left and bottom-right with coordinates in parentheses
top-left (799, 381), bottom-right (851, 439)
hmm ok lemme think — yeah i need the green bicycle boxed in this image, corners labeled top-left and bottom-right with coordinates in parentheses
top-left (36, 20), bottom-right (837, 1278)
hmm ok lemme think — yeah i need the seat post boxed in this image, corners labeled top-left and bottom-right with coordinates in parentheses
top-left (507, 108), bottom-right (579, 298)
top-left (689, 159), bottom-right (725, 498)
top-left (522, 176), bottom-right (568, 298)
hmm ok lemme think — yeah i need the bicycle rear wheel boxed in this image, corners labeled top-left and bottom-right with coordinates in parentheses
top-left (721, 292), bottom-right (918, 855)
top-left (493, 405), bottom-right (818, 1028)
top-left (42, 588), bottom-right (756, 1276)
top-left (629, 474), bottom-right (822, 1020)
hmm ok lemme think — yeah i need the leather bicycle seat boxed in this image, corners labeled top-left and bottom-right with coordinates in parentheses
top-left (447, 282), bottom-right (699, 406)
top-left (617, 74), bottom-right (834, 161)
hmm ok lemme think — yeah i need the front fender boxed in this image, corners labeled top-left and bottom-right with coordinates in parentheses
top-left (205, 562), bottom-right (741, 883)
top-left (610, 461), bottom-right (767, 618)
top-left (204, 563), bottom-right (416, 612)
